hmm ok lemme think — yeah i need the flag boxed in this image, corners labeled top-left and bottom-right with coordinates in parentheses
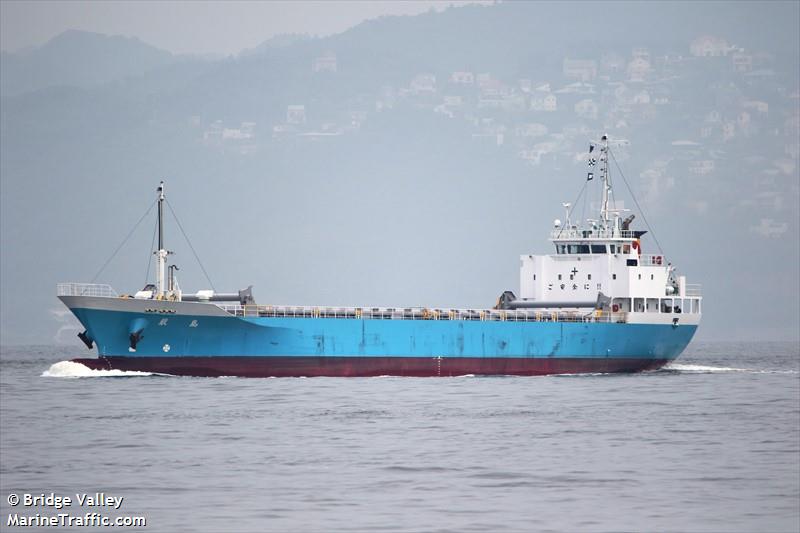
top-left (588, 157), bottom-right (597, 167)
top-left (589, 144), bottom-right (595, 153)
top-left (587, 172), bottom-right (594, 181)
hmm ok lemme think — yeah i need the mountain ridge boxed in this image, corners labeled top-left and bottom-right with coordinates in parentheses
top-left (1, 29), bottom-right (176, 96)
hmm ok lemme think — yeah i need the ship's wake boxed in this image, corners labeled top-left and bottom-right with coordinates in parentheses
top-left (664, 363), bottom-right (747, 373)
top-left (42, 360), bottom-right (155, 378)
top-left (663, 363), bottom-right (797, 374)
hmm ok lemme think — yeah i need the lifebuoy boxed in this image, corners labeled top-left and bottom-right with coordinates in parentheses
top-left (612, 304), bottom-right (620, 312)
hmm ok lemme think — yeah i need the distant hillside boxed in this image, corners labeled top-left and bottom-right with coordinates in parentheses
top-left (239, 33), bottom-right (312, 57)
top-left (0, 29), bottom-right (176, 96)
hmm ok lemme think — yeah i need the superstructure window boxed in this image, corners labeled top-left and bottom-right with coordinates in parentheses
top-left (558, 274), bottom-right (562, 281)
top-left (610, 244), bottom-right (617, 254)
top-left (559, 243), bottom-right (599, 254)
top-left (612, 274), bottom-right (617, 280)
top-left (587, 274), bottom-right (592, 280)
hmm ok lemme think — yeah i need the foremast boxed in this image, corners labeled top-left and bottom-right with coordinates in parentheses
top-left (155, 181), bottom-right (172, 299)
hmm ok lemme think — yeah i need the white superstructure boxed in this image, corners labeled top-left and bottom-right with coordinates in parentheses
top-left (512, 134), bottom-right (701, 327)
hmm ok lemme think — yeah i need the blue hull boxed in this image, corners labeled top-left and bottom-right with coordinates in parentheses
top-left (68, 305), bottom-right (697, 376)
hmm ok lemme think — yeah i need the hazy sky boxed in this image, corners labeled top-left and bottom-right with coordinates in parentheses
top-left (1, 0), bottom-right (489, 56)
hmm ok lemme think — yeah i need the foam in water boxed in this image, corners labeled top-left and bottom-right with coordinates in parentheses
top-left (42, 361), bottom-right (154, 378)
top-left (665, 363), bottom-right (748, 373)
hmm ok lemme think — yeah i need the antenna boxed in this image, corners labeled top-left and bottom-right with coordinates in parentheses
top-left (562, 203), bottom-right (571, 227)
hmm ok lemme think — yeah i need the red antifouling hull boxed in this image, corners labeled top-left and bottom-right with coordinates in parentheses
top-left (71, 356), bottom-right (671, 377)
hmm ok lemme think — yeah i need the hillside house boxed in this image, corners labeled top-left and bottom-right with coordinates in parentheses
top-left (731, 52), bottom-right (753, 73)
top-left (450, 71), bottom-right (475, 84)
top-left (312, 51), bottom-right (337, 73)
top-left (516, 123), bottom-right (548, 138)
top-left (689, 160), bottom-right (715, 176)
top-left (530, 93), bottom-right (557, 112)
top-left (574, 99), bottom-right (598, 119)
top-left (632, 47), bottom-right (651, 62)
top-left (690, 35), bottom-right (730, 57)
top-left (632, 90), bottom-right (651, 105)
top-left (627, 58), bottom-right (651, 82)
top-left (287, 105), bottom-right (306, 125)
top-left (410, 74), bottom-right (437, 94)
top-left (751, 218), bottom-right (788, 238)
top-left (742, 100), bottom-right (768, 114)
top-left (563, 58), bottom-right (598, 81)
top-left (722, 121), bottom-right (736, 141)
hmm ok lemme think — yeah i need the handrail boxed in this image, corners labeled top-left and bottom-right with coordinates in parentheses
top-left (550, 228), bottom-right (639, 240)
top-left (685, 284), bottom-right (702, 297)
top-left (218, 303), bottom-right (633, 324)
top-left (57, 283), bottom-right (118, 298)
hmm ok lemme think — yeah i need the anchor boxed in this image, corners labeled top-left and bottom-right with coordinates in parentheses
top-left (77, 331), bottom-right (94, 350)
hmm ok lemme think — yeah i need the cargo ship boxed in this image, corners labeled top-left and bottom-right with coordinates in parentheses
top-left (59, 135), bottom-right (701, 377)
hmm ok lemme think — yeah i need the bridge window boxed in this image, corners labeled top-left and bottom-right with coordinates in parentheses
top-left (567, 244), bottom-right (590, 254)
top-left (591, 244), bottom-right (606, 254)
top-left (556, 244), bottom-right (566, 254)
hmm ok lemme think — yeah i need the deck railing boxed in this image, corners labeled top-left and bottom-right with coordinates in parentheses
top-left (684, 284), bottom-right (702, 297)
top-left (57, 283), bottom-right (118, 298)
top-left (550, 228), bottom-right (638, 240)
top-left (216, 304), bottom-right (627, 324)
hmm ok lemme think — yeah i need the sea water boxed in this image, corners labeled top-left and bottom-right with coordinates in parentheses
top-left (1, 342), bottom-right (798, 532)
